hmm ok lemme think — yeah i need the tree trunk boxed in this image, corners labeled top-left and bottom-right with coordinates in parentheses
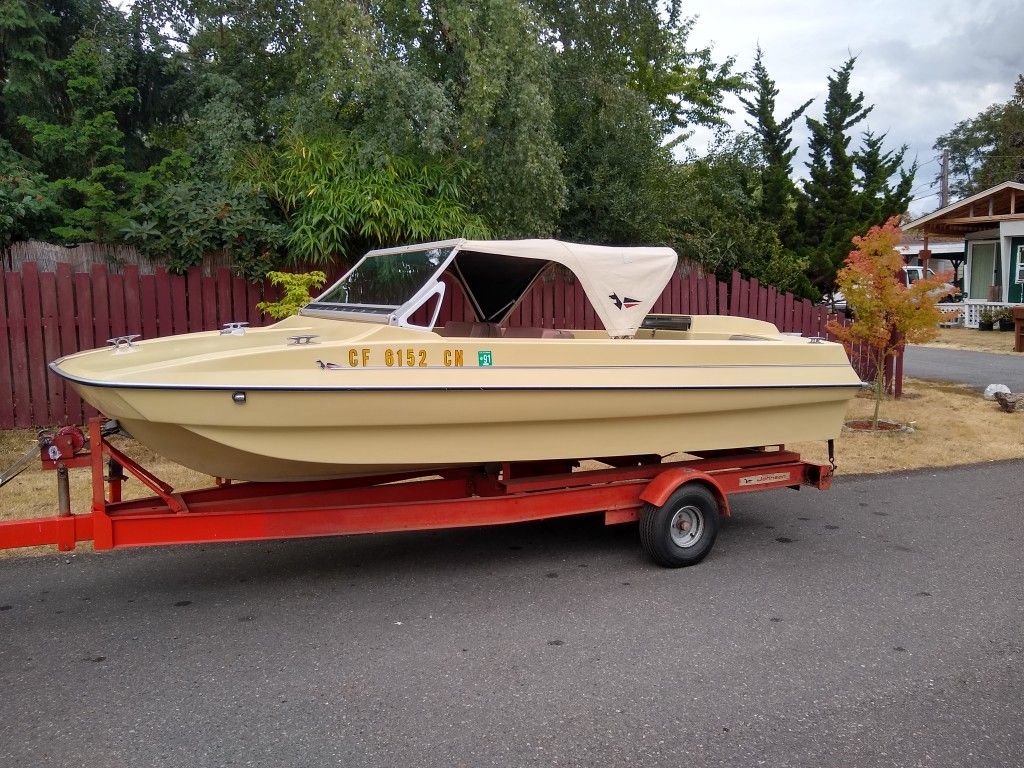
top-left (872, 348), bottom-right (886, 429)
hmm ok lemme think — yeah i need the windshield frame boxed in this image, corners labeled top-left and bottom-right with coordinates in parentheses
top-left (300, 240), bottom-right (461, 327)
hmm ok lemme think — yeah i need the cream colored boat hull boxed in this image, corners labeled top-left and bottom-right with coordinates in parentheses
top-left (53, 315), bottom-right (863, 482)
top-left (75, 386), bottom-right (852, 481)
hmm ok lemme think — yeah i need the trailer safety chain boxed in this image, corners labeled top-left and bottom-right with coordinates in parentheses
top-left (827, 439), bottom-right (836, 472)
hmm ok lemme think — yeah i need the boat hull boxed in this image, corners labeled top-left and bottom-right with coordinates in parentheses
top-left (53, 314), bottom-right (863, 482)
top-left (71, 382), bottom-right (856, 481)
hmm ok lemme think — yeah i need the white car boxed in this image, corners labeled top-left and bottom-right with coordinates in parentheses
top-left (826, 266), bottom-right (960, 315)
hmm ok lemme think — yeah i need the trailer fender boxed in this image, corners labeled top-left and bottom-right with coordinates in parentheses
top-left (640, 468), bottom-right (731, 517)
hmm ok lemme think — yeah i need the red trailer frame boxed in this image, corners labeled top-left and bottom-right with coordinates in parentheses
top-left (0, 419), bottom-right (834, 566)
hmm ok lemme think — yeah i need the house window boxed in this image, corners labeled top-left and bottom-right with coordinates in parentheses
top-left (1017, 245), bottom-right (1024, 284)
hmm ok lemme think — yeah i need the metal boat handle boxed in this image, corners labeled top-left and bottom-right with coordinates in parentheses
top-left (220, 322), bottom-right (249, 336)
top-left (287, 335), bottom-right (320, 345)
top-left (106, 334), bottom-right (141, 353)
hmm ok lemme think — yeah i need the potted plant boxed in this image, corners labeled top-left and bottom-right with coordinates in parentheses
top-left (978, 308), bottom-right (996, 331)
top-left (997, 307), bottom-right (1016, 331)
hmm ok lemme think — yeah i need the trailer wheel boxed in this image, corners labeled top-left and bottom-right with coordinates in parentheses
top-left (639, 484), bottom-right (720, 567)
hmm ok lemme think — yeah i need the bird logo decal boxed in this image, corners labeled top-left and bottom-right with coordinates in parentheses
top-left (609, 293), bottom-right (640, 310)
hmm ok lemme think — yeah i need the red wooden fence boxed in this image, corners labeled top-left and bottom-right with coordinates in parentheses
top-left (1, 262), bottom-right (900, 429)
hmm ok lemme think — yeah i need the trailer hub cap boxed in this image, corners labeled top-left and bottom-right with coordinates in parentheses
top-left (669, 505), bottom-right (704, 548)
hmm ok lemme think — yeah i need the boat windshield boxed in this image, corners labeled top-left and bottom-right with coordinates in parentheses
top-left (313, 246), bottom-right (453, 308)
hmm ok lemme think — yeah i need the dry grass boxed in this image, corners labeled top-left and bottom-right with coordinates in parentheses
top-left (0, 431), bottom-right (210, 558)
top-left (921, 326), bottom-right (1021, 355)
top-left (791, 377), bottom-right (1024, 474)
top-left (2, 376), bottom-right (1022, 556)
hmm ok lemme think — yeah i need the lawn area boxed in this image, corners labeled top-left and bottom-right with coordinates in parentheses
top-left (790, 376), bottom-right (1024, 472)
top-left (921, 326), bottom-right (1021, 355)
top-left (1, 376), bottom-right (1022, 557)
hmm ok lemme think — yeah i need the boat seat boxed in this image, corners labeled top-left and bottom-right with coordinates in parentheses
top-left (503, 326), bottom-right (575, 339)
top-left (440, 321), bottom-right (502, 338)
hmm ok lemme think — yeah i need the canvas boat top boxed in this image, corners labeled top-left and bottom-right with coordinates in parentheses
top-left (299, 238), bottom-right (679, 338)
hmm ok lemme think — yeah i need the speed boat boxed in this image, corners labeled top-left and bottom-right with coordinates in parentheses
top-left (50, 239), bottom-right (862, 481)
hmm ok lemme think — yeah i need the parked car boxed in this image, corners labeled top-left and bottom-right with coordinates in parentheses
top-left (824, 266), bottom-right (960, 317)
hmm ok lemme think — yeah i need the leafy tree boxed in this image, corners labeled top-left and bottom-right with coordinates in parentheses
top-left (557, 83), bottom-right (677, 245)
top-left (827, 218), bottom-right (956, 428)
top-left (134, 0), bottom-right (304, 133)
top-left (18, 37), bottom-right (140, 242)
top-left (531, 0), bottom-right (743, 136)
top-left (431, 0), bottom-right (566, 236)
top-left (0, 141), bottom-right (56, 259)
top-left (240, 134), bottom-right (488, 265)
top-left (934, 74), bottom-right (1024, 198)
top-left (257, 270), bottom-right (327, 319)
top-left (123, 177), bottom-right (286, 279)
top-left (672, 132), bottom-right (812, 296)
top-left (0, 0), bottom-right (920, 304)
top-left (739, 46), bottom-right (812, 249)
top-left (0, 0), bottom-right (113, 141)
top-left (535, 0), bottom-right (743, 242)
top-left (114, 4), bottom-right (194, 172)
top-left (0, 0), bottom-right (54, 138)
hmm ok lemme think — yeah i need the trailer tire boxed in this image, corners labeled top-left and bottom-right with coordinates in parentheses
top-left (639, 484), bottom-right (720, 567)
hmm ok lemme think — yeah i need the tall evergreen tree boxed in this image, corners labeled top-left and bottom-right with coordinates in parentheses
top-left (798, 57), bottom-right (915, 293)
top-left (0, 0), bottom-right (53, 138)
top-left (18, 37), bottom-right (139, 241)
top-left (854, 130), bottom-right (914, 224)
top-left (798, 57), bottom-right (873, 292)
top-left (739, 46), bottom-right (812, 250)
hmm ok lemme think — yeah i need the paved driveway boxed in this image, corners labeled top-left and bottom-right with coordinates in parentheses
top-left (905, 345), bottom-right (1024, 390)
top-left (1, 462), bottom-right (1022, 768)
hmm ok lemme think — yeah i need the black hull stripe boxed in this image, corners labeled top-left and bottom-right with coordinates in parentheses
top-left (51, 365), bottom-right (865, 393)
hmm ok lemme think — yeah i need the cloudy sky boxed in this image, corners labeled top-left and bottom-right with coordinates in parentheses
top-left (682, 0), bottom-right (1023, 215)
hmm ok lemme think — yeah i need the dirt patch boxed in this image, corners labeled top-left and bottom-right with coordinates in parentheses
top-left (844, 419), bottom-right (912, 432)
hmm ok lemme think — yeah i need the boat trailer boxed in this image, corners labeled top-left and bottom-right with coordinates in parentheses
top-left (0, 418), bottom-right (835, 567)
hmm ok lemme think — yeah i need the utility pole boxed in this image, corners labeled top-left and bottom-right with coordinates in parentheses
top-left (939, 149), bottom-right (949, 209)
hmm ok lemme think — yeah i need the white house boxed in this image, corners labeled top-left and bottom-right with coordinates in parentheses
top-left (905, 181), bottom-right (1024, 327)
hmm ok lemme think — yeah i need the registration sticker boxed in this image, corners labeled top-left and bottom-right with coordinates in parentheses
top-left (478, 350), bottom-right (493, 367)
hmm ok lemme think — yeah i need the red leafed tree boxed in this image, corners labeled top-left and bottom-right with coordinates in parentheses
top-left (827, 217), bottom-right (959, 428)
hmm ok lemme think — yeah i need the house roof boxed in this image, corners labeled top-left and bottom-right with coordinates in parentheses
top-left (897, 241), bottom-right (965, 256)
top-left (905, 181), bottom-right (1024, 236)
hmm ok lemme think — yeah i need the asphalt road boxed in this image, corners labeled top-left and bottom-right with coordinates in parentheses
top-left (905, 345), bottom-right (1024, 390)
top-left (2, 462), bottom-right (1022, 768)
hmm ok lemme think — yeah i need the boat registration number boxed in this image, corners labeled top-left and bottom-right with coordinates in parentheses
top-left (345, 348), bottom-right (468, 367)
